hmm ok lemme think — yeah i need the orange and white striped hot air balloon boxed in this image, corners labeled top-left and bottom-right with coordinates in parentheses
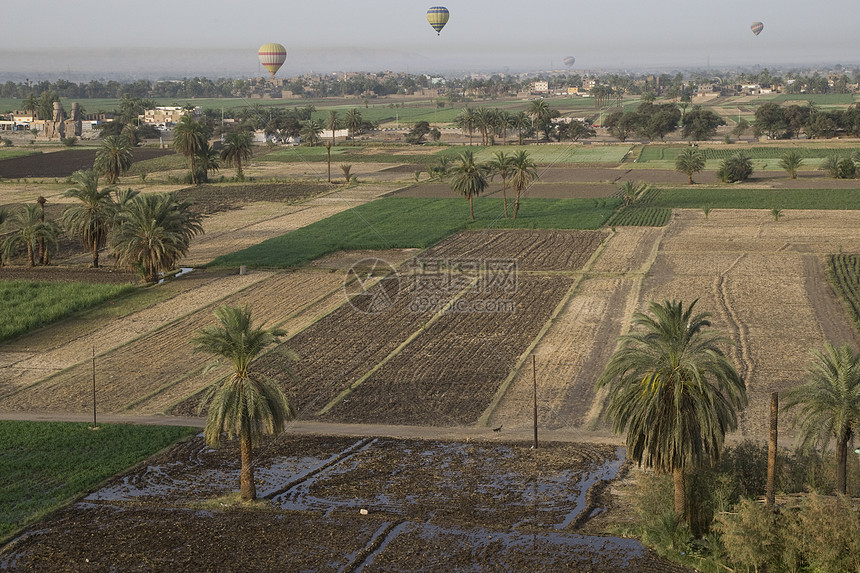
top-left (258, 43), bottom-right (287, 78)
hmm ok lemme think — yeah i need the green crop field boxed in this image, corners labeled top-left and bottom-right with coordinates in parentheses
top-left (209, 196), bottom-right (618, 268)
top-left (646, 187), bottom-right (860, 210)
top-left (768, 94), bottom-right (857, 105)
top-left (638, 146), bottom-right (860, 163)
top-left (606, 206), bottom-right (671, 227)
top-left (0, 421), bottom-right (196, 540)
top-left (828, 253), bottom-right (860, 330)
top-left (126, 153), bottom-right (187, 175)
top-left (0, 148), bottom-right (42, 161)
top-left (473, 145), bottom-right (632, 164)
top-left (257, 144), bottom-right (467, 166)
top-left (0, 281), bottom-right (136, 342)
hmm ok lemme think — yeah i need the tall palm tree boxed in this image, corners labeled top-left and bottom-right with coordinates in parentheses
top-left (300, 119), bottom-right (323, 147)
top-left (2, 204), bottom-right (59, 267)
top-left (61, 170), bottom-right (116, 268)
top-left (173, 115), bottom-right (208, 185)
top-left (488, 151), bottom-right (514, 218)
top-left (110, 192), bottom-right (203, 282)
top-left (513, 111), bottom-right (531, 146)
top-left (450, 150), bottom-right (489, 221)
top-left (220, 130), bottom-right (254, 179)
top-left (510, 150), bottom-right (537, 219)
top-left (674, 148), bottom-right (705, 185)
top-left (192, 305), bottom-right (294, 501)
top-left (326, 110), bottom-right (339, 147)
top-left (528, 99), bottom-right (551, 143)
top-left (779, 150), bottom-right (804, 180)
top-left (454, 107), bottom-right (476, 146)
top-left (782, 343), bottom-right (860, 495)
top-left (196, 142), bottom-right (220, 183)
top-left (345, 108), bottom-right (362, 146)
top-left (94, 135), bottom-right (133, 185)
top-left (474, 107), bottom-right (493, 145)
top-left (596, 299), bottom-right (747, 525)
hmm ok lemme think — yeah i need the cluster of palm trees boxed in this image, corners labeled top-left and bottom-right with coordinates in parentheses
top-left (447, 149), bottom-right (537, 220)
top-left (296, 108), bottom-right (364, 147)
top-left (598, 299), bottom-right (860, 531)
top-left (1, 169), bottom-right (202, 282)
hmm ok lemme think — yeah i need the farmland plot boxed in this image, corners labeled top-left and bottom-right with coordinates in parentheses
top-left (637, 209), bottom-right (860, 438)
top-left (0, 272), bottom-right (343, 413)
top-left (321, 275), bottom-right (573, 426)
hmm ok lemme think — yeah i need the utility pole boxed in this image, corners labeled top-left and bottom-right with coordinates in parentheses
top-left (326, 140), bottom-right (332, 183)
top-left (532, 355), bottom-right (538, 449)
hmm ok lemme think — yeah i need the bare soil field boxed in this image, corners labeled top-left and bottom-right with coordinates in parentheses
top-left (0, 148), bottom-right (174, 179)
top-left (0, 434), bottom-right (690, 572)
top-left (418, 229), bottom-right (606, 271)
top-left (323, 275), bottom-right (574, 426)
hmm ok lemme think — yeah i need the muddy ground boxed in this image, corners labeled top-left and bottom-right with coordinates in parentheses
top-left (0, 434), bottom-right (691, 572)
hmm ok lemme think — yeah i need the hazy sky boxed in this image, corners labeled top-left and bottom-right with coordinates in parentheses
top-left (3, 0), bottom-right (859, 78)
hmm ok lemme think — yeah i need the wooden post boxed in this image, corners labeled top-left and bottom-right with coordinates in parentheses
top-left (532, 355), bottom-right (538, 449)
top-left (326, 140), bottom-right (332, 183)
top-left (766, 391), bottom-right (777, 506)
top-left (91, 346), bottom-right (98, 429)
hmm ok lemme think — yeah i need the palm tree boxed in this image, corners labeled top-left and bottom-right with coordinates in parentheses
top-left (300, 120), bottom-right (323, 147)
top-left (326, 110), bottom-right (339, 147)
top-left (61, 170), bottom-right (116, 268)
top-left (510, 150), bottom-right (537, 219)
top-left (528, 99), bottom-right (551, 143)
top-left (2, 204), bottom-right (59, 267)
top-left (717, 153), bottom-right (754, 183)
top-left (474, 107), bottom-right (493, 145)
top-left (779, 150), bottom-right (804, 180)
top-left (454, 107), bottom-right (476, 145)
top-left (110, 192), bottom-right (203, 282)
top-left (94, 135), bottom-right (133, 185)
top-left (345, 108), bottom-right (362, 145)
top-left (619, 180), bottom-right (649, 207)
top-left (782, 343), bottom-right (860, 495)
top-left (173, 115), bottom-right (208, 185)
top-left (596, 299), bottom-right (747, 525)
top-left (488, 151), bottom-right (514, 218)
top-left (220, 130), bottom-right (254, 179)
top-left (196, 142), bottom-right (220, 183)
top-left (674, 148), bottom-right (705, 185)
top-left (450, 150), bottom-right (489, 221)
top-left (513, 111), bottom-right (531, 146)
top-left (192, 305), bottom-right (294, 501)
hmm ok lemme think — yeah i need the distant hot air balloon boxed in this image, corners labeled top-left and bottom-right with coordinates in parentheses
top-left (751, 22), bottom-right (764, 36)
top-left (427, 6), bottom-right (449, 36)
top-left (563, 56), bottom-right (576, 68)
top-left (258, 43), bottom-right (287, 79)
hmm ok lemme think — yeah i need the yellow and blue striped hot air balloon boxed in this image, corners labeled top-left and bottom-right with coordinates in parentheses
top-left (427, 6), bottom-right (449, 36)
top-left (750, 22), bottom-right (764, 36)
top-left (258, 43), bottom-right (287, 78)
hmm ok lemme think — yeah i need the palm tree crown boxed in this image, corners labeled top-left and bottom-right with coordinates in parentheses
top-left (2, 203), bottom-right (59, 267)
top-left (675, 148), bottom-right (705, 185)
top-left (510, 150), bottom-right (537, 219)
top-left (61, 170), bottom-right (116, 268)
top-left (782, 343), bottom-right (860, 494)
top-left (173, 115), bottom-right (208, 185)
top-left (449, 150), bottom-right (489, 221)
top-left (94, 135), bottom-right (133, 185)
top-left (220, 130), bottom-right (254, 179)
top-left (192, 305), bottom-right (294, 501)
top-left (597, 299), bottom-right (747, 523)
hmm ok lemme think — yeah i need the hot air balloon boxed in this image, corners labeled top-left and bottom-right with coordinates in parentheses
top-left (258, 43), bottom-right (287, 79)
top-left (563, 56), bottom-right (576, 68)
top-left (427, 6), bottom-right (449, 36)
top-left (750, 22), bottom-right (764, 36)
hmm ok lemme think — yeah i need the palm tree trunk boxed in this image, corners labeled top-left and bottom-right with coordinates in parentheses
top-left (836, 436), bottom-right (848, 495)
top-left (240, 432), bottom-right (257, 501)
top-left (92, 238), bottom-right (100, 268)
top-left (688, 173), bottom-right (694, 185)
top-left (502, 180), bottom-right (509, 218)
top-left (469, 196), bottom-right (474, 221)
top-left (513, 189), bottom-right (521, 219)
top-left (27, 244), bottom-right (35, 267)
top-left (673, 468), bottom-right (686, 524)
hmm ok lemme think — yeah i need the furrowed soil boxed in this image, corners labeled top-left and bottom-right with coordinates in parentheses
top-left (0, 434), bottom-right (692, 573)
top-left (0, 148), bottom-right (175, 179)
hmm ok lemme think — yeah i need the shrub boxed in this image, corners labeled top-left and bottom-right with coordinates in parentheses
top-left (717, 152), bottom-right (754, 183)
top-left (61, 136), bottom-right (78, 147)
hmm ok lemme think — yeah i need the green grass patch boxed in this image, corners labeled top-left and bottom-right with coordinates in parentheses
top-left (646, 187), bottom-right (860, 210)
top-left (0, 281), bottom-right (136, 342)
top-left (209, 196), bottom-right (617, 268)
top-left (126, 153), bottom-right (187, 175)
top-left (258, 145), bottom-right (471, 166)
top-left (637, 145), bottom-right (860, 163)
top-left (767, 93), bottom-right (856, 105)
top-left (606, 206), bottom-right (671, 227)
top-left (828, 253), bottom-right (860, 331)
top-left (0, 421), bottom-right (196, 540)
top-left (0, 148), bottom-right (42, 161)
top-left (473, 145), bottom-right (632, 164)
